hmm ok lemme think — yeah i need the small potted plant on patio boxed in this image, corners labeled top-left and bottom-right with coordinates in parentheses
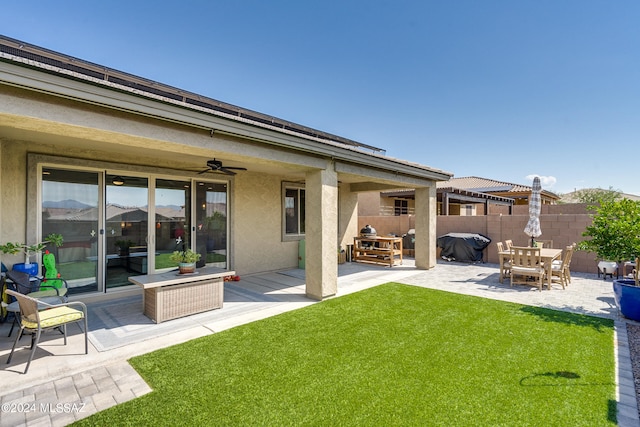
top-left (0, 233), bottom-right (63, 275)
top-left (169, 248), bottom-right (201, 274)
top-left (578, 198), bottom-right (640, 320)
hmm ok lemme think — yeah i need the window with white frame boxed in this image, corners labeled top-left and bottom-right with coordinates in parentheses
top-left (282, 182), bottom-right (305, 240)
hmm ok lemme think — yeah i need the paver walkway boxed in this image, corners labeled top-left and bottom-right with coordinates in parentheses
top-left (0, 260), bottom-right (637, 426)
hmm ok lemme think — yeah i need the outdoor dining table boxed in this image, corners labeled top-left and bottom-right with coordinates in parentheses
top-left (499, 247), bottom-right (563, 289)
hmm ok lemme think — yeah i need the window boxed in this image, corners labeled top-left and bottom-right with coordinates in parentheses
top-left (283, 182), bottom-right (305, 239)
top-left (394, 199), bottom-right (408, 216)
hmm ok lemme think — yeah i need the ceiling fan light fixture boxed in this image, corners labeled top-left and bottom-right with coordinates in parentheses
top-left (112, 176), bottom-right (125, 186)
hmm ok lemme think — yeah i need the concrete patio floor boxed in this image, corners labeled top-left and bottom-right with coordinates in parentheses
top-left (0, 259), bottom-right (638, 426)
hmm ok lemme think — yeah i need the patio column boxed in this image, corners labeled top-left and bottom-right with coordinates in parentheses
top-left (338, 185), bottom-right (358, 254)
top-left (305, 165), bottom-right (338, 300)
top-left (414, 185), bottom-right (436, 269)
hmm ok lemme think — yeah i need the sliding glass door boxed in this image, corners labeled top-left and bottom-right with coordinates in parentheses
top-left (40, 167), bottom-right (228, 295)
top-left (155, 179), bottom-right (191, 271)
top-left (42, 169), bottom-right (100, 295)
top-left (195, 181), bottom-right (228, 268)
top-left (105, 175), bottom-right (149, 289)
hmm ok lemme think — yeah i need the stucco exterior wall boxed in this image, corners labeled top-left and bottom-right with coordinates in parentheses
top-left (232, 172), bottom-right (298, 275)
top-left (0, 140), bottom-right (28, 266)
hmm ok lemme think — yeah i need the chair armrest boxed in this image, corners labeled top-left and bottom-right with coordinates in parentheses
top-left (38, 278), bottom-right (69, 296)
top-left (36, 299), bottom-right (87, 314)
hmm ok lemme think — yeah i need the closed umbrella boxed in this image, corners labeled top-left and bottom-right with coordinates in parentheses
top-left (524, 176), bottom-right (542, 247)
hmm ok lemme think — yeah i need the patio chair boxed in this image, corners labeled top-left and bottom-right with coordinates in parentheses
top-left (549, 245), bottom-right (574, 289)
top-left (3, 270), bottom-right (68, 337)
top-left (5, 289), bottom-right (87, 374)
top-left (551, 245), bottom-right (575, 287)
top-left (496, 242), bottom-right (511, 283)
top-left (505, 240), bottom-right (513, 250)
top-left (534, 240), bottom-right (553, 248)
top-left (510, 246), bottom-right (545, 291)
top-left (6, 269), bottom-right (68, 299)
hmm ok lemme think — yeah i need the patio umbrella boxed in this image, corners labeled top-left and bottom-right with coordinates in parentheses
top-left (524, 176), bottom-right (542, 247)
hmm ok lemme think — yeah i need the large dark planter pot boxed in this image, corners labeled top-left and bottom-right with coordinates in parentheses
top-left (613, 279), bottom-right (640, 321)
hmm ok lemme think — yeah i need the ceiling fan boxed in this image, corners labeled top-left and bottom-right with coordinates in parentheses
top-left (198, 158), bottom-right (247, 176)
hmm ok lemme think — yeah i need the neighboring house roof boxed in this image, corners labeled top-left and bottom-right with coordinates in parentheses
top-left (382, 188), bottom-right (514, 205)
top-left (436, 176), bottom-right (560, 201)
top-left (44, 204), bottom-right (182, 222)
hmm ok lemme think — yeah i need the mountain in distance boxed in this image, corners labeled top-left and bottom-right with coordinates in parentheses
top-left (43, 199), bottom-right (93, 209)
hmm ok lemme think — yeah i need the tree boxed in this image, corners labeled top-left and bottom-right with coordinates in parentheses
top-left (573, 187), bottom-right (622, 205)
top-left (578, 198), bottom-right (640, 263)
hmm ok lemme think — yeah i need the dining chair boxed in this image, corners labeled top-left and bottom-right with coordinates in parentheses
top-left (496, 242), bottom-right (511, 283)
top-left (551, 243), bottom-right (578, 286)
top-left (534, 239), bottom-right (553, 249)
top-left (549, 245), bottom-right (574, 289)
top-left (5, 289), bottom-right (88, 374)
top-left (510, 246), bottom-right (545, 291)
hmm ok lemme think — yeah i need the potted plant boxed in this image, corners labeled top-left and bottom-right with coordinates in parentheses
top-left (115, 239), bottom-right (134, 256)
top-left (0, 233), bottom-right (64, 275)
top-left (578, 198), bottom-right (640, 320)
top-left (169, 248), bottom-right (202, 274)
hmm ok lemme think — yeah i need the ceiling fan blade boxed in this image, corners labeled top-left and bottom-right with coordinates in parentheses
top-left (197, 168), bottom-right (210, 174)
top-left (219, 168), bottom-right (237, 175)
top-left (223, 166), bottom-right (247, 171)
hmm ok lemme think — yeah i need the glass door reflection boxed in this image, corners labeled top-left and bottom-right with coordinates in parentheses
top-left (195, 181), bottom-right (227, 268)
top-left (105, 175), bottom-right (149, 288)
top-left (155, 179), bottom-right (191, 271)
top-left (42, 169), bottom-right (100, 295)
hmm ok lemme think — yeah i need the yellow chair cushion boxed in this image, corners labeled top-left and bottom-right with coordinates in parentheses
top-left (22, 306), bottom-right (84, 329)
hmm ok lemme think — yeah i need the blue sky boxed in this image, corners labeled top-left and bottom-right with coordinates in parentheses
top-left (4, 1), bottom-right (639, 195)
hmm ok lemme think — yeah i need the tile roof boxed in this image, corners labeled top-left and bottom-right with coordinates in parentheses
top-left (437, 176), bottom-right (531, 192)
top-left (437, 176), bottom-right (560, 199)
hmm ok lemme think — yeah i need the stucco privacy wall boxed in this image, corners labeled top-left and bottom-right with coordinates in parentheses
top-left (360, 206), bottom-right (597, 274)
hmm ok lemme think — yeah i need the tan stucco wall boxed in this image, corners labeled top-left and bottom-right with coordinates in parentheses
top-left (232, 172), bottom-right (298, 275)
top-left (0, 140), bottom-right (27, 266)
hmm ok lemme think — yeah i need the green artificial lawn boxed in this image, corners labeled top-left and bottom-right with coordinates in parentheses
top-left (74, 283), bottom-right (616, 426)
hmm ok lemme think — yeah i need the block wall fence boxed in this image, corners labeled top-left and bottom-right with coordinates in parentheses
top-left (359, 203), bottom-right (603, 274)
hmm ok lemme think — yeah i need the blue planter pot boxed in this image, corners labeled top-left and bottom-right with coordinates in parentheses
top-left (12, 262), bottom-right (39, 276)
top-left (613, 279), bottom-right (640, 321)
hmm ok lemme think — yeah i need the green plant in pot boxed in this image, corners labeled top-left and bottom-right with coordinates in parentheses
top-left (0, 233), bottom-right (64, 274)
top-left (115, 239), bottom-right (134, 255)
top-left (578, 198), bottom-right (640, 320)
top-left (169, 248), bottom-right (201, 274)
